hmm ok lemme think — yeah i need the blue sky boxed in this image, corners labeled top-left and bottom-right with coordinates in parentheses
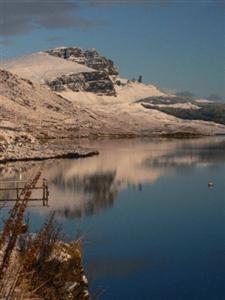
top-left (0, 0), bottom-right (224, 100)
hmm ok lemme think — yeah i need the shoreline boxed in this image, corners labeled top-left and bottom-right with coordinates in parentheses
top-left (0, 147), bottom-right (99, 164)
top-left (1, 132), bottom-right (225, 165)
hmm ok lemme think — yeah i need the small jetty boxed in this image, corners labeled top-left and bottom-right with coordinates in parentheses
top-left (0, 178), bottom-right (49, 206)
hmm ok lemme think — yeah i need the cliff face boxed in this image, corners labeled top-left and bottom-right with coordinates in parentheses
top-left (46, 71), bottom-right (115, 95)
top-left (46, 47), bottom-right (118, 76)
top-left (45, 47), bottom-right (117, 95)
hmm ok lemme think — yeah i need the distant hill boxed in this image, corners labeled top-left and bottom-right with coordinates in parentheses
top-left (137, 96), bottom-right (225, 125)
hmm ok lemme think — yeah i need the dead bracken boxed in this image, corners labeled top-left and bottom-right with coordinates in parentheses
top-left (0, 171), bottom-right (89, 299)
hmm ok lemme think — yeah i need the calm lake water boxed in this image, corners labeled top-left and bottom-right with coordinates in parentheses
top-left (1, 137), bottom-right (225, 299)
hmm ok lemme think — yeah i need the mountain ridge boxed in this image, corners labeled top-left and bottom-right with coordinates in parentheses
top-left (0, 47), bottom-right (225, 162)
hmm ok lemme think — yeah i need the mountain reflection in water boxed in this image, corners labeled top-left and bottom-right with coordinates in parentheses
top-left (52, 170), bottom-right (118, 218)
top-left (1, 136), bottom-right (225, 300)
top-left (1, 137), bottom-right (225, 218)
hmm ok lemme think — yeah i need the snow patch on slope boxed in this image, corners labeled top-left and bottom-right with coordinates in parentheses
top-left (59, 81), bottom-right (166, 106)
top-left (142, 102), bottom-right (201, 110)
top-left (1, 52), bottom-right (93, 83)
top-left (195, 98), bottom-right (213, 103)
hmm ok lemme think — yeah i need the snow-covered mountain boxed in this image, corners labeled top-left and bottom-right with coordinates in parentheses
top-left (1, 46), bottom-right (225, 155)
top-left (2, 47), bottom-right (165, 97)
top-left (2, 48), bottom-right (118, 96)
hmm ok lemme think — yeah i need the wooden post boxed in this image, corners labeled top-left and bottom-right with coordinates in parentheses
top-left (46, 180), bottom-right (49, 206)
top-left (42, 179), bottom-right (46, 206)
top-left (16, 182), bottom-right (19, 199)
top-left (42, 179), bottom-right (49, 206)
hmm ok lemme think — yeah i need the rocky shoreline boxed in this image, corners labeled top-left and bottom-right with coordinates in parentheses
top-left (0, 146), bottom-right (99, 164)
top-left (0, 129), bottom-right (99, 164)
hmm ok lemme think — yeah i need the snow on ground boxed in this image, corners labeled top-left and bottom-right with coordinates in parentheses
top-left (1, 52), bottom-right (93, 83)
top-left (59, 83), bottom-right (225, 136)
top-left (195, 98), bottom-right (213, 103)
top-left (160, 102), bottom-right (200, 110)
top-left (142, 102), bottom-right (201, 110)
top-left (1, 53), bottom-right (225, 137)
top-left (59, 81), bottom-right (166, 106)
top-left (115, 82), bottom-right (166, 100)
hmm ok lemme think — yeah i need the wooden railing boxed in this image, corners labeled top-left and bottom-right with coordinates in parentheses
top-left (0, 179), bottom-right (49, 206)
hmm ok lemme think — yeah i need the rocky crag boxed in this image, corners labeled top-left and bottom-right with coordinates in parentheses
top-left (46, 71), bottom-right (115, 95)
top-left (45, 47), bottom-right (118, 95)
top-left (46, 47), bottom-right (118, 75)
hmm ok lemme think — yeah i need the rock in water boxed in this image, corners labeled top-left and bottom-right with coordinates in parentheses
top-left (208, 181), bottom-right (214, 188)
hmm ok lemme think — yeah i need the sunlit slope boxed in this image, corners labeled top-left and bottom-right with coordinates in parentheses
top-left (1, 52), bottom-right (93, 83)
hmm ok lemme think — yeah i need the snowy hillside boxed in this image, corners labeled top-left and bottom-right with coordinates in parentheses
top-left (1, 52), bottom-right (93, 83)
top-left (1, 47), bottom-right (225, 143)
